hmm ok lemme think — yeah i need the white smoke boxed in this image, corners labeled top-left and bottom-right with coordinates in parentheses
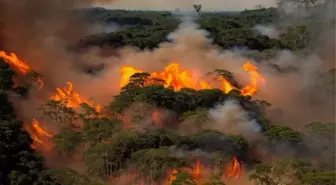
top-left (254, 24), bottom-right (280, 39)
top-left (88, 22), bottom-right (120, 34)
top-left (208, 100), bottom-right (261, 138)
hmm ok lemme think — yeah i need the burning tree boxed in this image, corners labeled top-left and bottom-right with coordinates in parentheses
top-left (120, 62), bottom-right (265, 96)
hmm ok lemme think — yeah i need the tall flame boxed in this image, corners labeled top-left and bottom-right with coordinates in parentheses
top-left (32, 119), bottom-right (52, 137)
top-left (241, 62), bottom-right (265, 96)
top-left (168, 169), bottom-right (178, 184)
top-left (192, 160), bottom-right (203, 185)
top-left (120, 66), bottom-right (143, 88)
top-left (51, 81), bottom-right (102, 112)
top-left (217, 76), bottom-right (238, 94)
top-left (223, 156), bottom-right (243, 179)
top-left (24, 119), bottom-right (53, 150)
top-left (120, 61), bottom-right (264, 96)
top-left (0, 51), bottom-right (31, 74)
top-left (0, 51), bottom-right (44, 89)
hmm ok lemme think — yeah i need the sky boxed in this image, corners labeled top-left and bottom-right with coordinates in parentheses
top-left (95, 0), bottom-right (278, 11)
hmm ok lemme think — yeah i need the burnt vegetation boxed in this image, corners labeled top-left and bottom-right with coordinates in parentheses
top-left (0, 1), bottom-right (335, 185)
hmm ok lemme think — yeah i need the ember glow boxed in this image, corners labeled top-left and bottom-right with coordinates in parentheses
top-left (0, 51), bottom-right (44, 89)
top-left (168, 169), bottom-right (178, 184)
top-left (120, 61), bottom-right (264, 96)
top-left (51, 81), bottom-right (102, 112)
top-left (36, 77), bottom-right (44, 89)
top-left (223, 156), bottom-right (243, 179)
top-left (192, 160), bottom-right (203, 185)
top-left (24, 119), bottom-right (53, 150)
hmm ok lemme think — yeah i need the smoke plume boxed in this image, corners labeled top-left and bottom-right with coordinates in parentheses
top-left (254, 25), bottom-right (280, 39)
top-left (208, 100), bottom-right (262, 139)
top-left (1, 0), bottom-right (334, 178)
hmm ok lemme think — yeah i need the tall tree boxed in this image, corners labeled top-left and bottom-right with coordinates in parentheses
top-left (249, 158), bottom-right (313, 185)
top-left (0, 59), bottom-right (54, 185)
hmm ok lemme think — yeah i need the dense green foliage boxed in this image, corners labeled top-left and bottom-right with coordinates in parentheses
top-left (0, 59), bottom-right (52, 185)
top-left (77, 7), bottom-right (323, 55)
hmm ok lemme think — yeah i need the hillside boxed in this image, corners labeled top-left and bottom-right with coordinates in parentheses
top-left (0, 1), bottom-right (335, 185)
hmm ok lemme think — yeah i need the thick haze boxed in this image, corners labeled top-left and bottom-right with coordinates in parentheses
top-left (96, 0), bottom-right (277, 11)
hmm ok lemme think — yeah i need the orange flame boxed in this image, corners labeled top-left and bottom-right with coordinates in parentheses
top-left (120, 61), bottom-right (264, 96)
top-left (168, 169), bottom-right (178, 184)
top-left (0, 51), bottom-right (31, 74)
top-left (51, 81), bottom-right (102, 112)
top-left (200, 80), bottom-right (212, 89)
top-left (240, 62), bottom-right (265, 96)
top-left (151, 63), bottom-right (196, 90)
top-left (36, 77), bottom-right (44, 89)
top-left (223, 156), bottom-right (243, 179)
top-left (192, 160), bottom-right (203, 185)
top-left (24, 119), bottom-right (53, 150)
top-left (32, 119), bottom-right (52, 137)
top-left (218, 76), bottom-right (238, 94)
top-left (0, 51), bottom-right (44, 89)
top-left (120, 66), bottom-right (143, 87)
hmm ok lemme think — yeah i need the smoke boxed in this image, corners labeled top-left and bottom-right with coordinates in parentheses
top-left (2, 0), bottom-right (91, 51)
top-left (1, 0), bottom-right (334, 180)
top-left (3, 2), bottom-right (333, 129)
top-left (208, 100), bottom-right (262, 139)
top-left (168, 146), bottom-right (212, 159)
top-left (0, 0), bottom-right (120, 96)
top-left (1, 0), bottom-right (333, 120)
top-left (87, 22), bottom-right (120, 35)
top-left (6, 8), bottom-right (332, 132)
top-left (249, 0), bottom-right (336, 128)
top-left (254, 25), bottom-right (280, 39)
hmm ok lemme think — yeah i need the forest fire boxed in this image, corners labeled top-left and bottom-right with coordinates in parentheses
top-left (167, 169), bottom-right (178, 184)
top-left (223, 156), bottom-right (243, 179)
top-left (0, 2), bottom-right (334, 184)
top-left (0, 51), bottom-right (247, 183)
top-left (192, 160), bottom-right (203, 185)
top-left (0, 52), bottom-right (101, 112)
top-left (23, 119), bottom-right (53, 150)
top-left (240, 62), bottom-right (265, 96)
top-left (50, 81), bottom-right (102, 112)
top-left (166, 157), bottom-right (243, 184)
top-left (0, 51), bottom-right (44, 89)
top-left (120, 62), bottom-right (264, 96)
top-left (120, 66), bottom-right (143, 87)
top-left (0, 51), bottom-right (104, 150)
top-left (0, 51), bottom-right (31, 74)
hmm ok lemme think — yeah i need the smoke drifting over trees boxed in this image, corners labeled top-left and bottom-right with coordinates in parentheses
top-left (0, 0), bottom-right (335, 185)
